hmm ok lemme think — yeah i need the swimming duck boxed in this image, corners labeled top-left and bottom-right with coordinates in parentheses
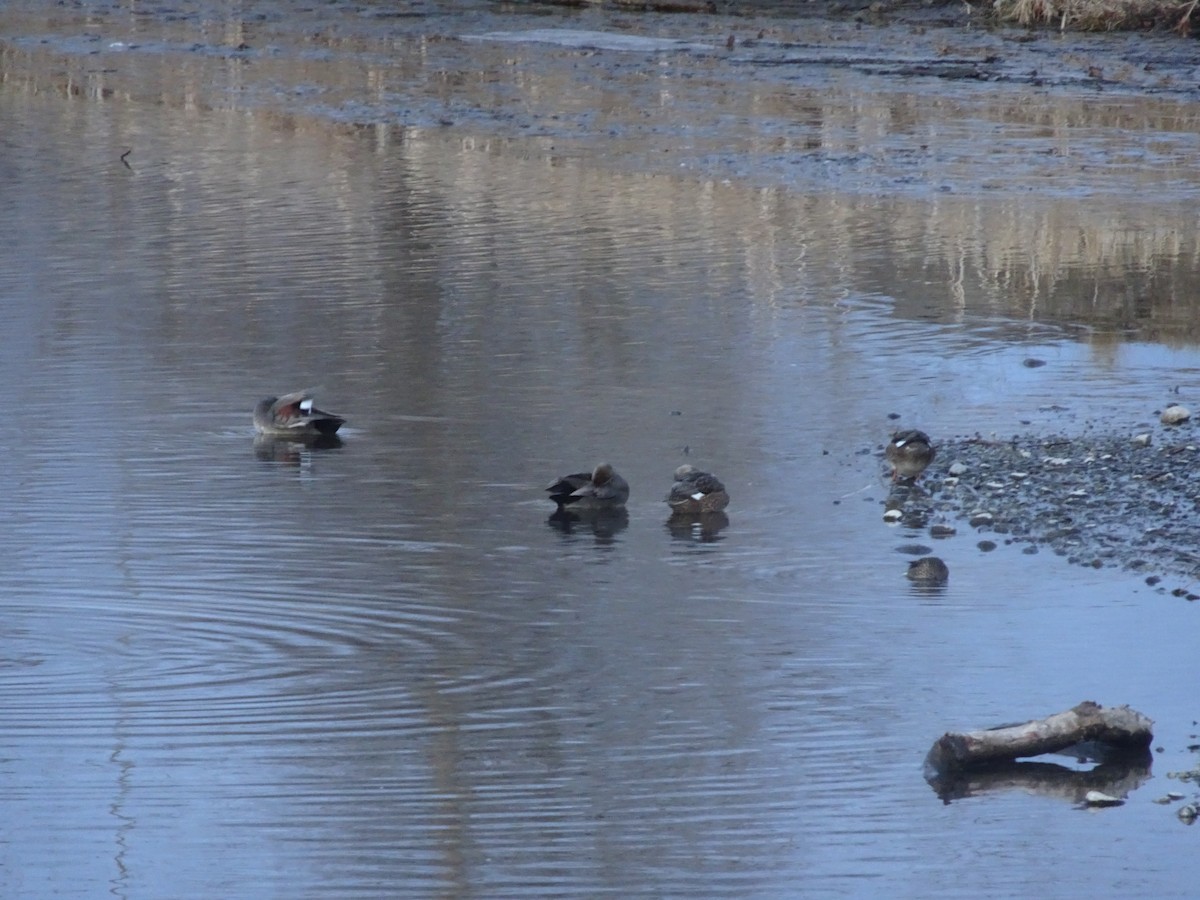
top-left (886, 429), bottom-right (936, 481)
top-left (546, 462), bottom-right (629, 511)
top-left (253, 389), bottom-right (346, 438)
top-left (906, 556), bottom-right (949, 586)
top-left (666, 464), bottom-right (730, 514)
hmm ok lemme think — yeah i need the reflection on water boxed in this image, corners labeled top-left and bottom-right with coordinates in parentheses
top-left (665, 511), bottom-right (730, 544)
top-left (546, 508), bottom-right (631, 542)
top-left (3, 19), bottom-right (1200, 900)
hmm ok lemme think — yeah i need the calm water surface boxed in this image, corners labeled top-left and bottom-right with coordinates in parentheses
top-left (2, 60), bottom-right (1200, 898)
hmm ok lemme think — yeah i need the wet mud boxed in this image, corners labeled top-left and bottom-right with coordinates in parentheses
top-left (3, 0), bottom-right (1200, 176)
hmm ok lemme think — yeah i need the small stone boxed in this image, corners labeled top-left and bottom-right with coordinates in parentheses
top-left (1168, 791), bottom-right (1186, 801)
top-left (930, 524), bottom-right (957, 538)
top-left (948, 461), bottom-right (968, 476)
top-left (969, 512), bottom-right (994, 527)
top-left (1132, 432), bottom-right (1151, 447)
top-left (977, 540), bottom-right (997, 552)
top-left (985, 481), bottom-right (1006, 490)
top-left (1161, 405), bottom-right (1191, 425)
top-left (1011, 471), bottom-right (1029, 480)
top-left (1084, 790), bottom-right (1124, 807)
top-left (1178, 804), bottom-right (1198, 823)
top-left (1044, 456), bottom-right (1071, 466)
top-left (883, 509), bottom-right (903, 522)
top-left (1022, 357), bottom-right (1047, 368)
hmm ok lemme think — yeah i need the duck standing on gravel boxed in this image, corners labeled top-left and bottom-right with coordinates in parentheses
top-left (546, 463), bottom-right (629, 512)
top-left (254, 389), bottom-right (346, 438)
top-left (665, 465), bottom-right (730, 515)
top-left (886, 429), bottom-right (936, 482)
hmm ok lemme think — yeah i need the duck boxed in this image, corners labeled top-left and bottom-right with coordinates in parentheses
top-left (906, 556), bottom-right (949, 586)
top-left (666, 464), bottom-right (729, 514)
top-left (546, 462), bottom-right (629, 511)
top-left (253, 389), bottom-right (346, 438)
top-left (886, 429), bottom-right (936, 482)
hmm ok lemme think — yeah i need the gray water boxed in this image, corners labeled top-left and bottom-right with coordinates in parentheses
top-left (4, 11), bottom-right (1200, 898)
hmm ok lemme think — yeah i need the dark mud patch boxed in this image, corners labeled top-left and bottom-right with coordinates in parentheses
top-left (884, 424), bottom-right (1200, 598)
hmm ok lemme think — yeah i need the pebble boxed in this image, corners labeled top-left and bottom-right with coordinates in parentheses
top-left (1083, 790), bottom-right (1124, 807)
top-left (1132, 432), bottom-right (1152, 447)
top-left (883, 509), bottom-right (903, 522)
top-left (948, 461), bottom-right (968, 476)
top-left (1178, 804), bottom-right (1198, 823)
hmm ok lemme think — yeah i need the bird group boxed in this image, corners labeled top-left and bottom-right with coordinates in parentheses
top-left (885, 427), bottom-right (948, 586)
top-left (253, 390), bottom-right (732, 516)
top-left (545, 462), bottom-right (729, 516)
top-left (252, 392), bottom-right (941, 553)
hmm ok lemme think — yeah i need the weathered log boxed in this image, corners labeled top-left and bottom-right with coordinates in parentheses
top-left (924, 701), bottom-right (1153, 779)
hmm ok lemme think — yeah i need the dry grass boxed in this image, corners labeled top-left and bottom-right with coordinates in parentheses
top-left (990, 0), bottom-right (1199, 32)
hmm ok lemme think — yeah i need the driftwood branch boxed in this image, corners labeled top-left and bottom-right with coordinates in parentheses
top-left (925, 701), bottom-right (1153, 779)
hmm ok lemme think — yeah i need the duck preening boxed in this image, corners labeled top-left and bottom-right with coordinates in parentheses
top-left (886, 429), bottom-right (936, 482)
top-left (665, 464), bottom-right (729, 514)
top-left (546, 462), bottom-right (629, 511)
top-left (254, 389), bottom-right (346, 438)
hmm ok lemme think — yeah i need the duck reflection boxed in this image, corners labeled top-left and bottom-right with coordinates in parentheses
top-left (254, 433), bottom-right (343, 465)
top-left (665, 511), bottom-right (729, 543)
top-left (547, 507), bottom-right (630, 541)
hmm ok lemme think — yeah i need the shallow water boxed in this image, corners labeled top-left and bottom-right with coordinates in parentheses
top-left (4, 4), bottom-right (1200, 897)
